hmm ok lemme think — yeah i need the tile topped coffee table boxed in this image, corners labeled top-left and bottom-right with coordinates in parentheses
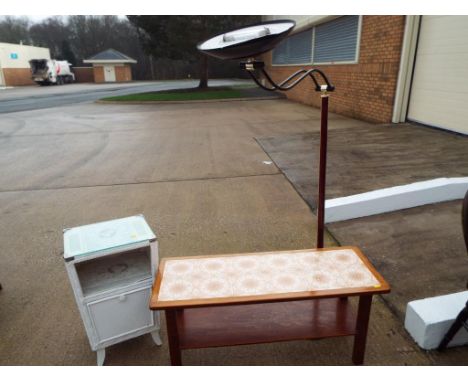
top-left (150, 246), bottom-right (390, 365)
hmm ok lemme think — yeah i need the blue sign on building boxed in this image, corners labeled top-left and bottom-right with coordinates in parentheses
top-left (10, 53), bottom-right (18, 59)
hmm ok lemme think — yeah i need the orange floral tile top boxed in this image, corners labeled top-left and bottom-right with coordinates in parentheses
top-left (157, 248), bottom-right (381, 302)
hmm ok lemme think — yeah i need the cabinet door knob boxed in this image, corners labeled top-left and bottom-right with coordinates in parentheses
top-left (119, 294), bottom-right (126, 302)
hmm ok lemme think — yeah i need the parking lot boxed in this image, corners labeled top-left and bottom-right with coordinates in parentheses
top-left (0, 91), bottom-right (465, 365)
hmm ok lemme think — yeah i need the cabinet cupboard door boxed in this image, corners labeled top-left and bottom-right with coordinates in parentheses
top-left (87, 286), bottom-right (154, 343)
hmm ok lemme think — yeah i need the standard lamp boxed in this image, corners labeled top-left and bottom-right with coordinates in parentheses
top-left (198, 20), bottom-right (335, 248)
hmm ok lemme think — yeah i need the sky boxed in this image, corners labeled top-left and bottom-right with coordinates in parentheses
top-left (22, 15), bottom-right (126, 23)
top-left (25, 15), bottom-right (51, 22)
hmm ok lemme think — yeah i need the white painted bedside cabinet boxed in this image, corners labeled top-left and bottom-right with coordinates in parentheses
top-left (63, 215), bottom-right (162, 366)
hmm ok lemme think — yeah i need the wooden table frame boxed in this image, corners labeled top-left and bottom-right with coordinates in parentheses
top-left (150, 246), bottom-right (390, 366)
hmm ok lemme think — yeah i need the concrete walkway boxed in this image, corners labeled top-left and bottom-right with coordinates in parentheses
top-left (0, 98), bottom-right (442, 365)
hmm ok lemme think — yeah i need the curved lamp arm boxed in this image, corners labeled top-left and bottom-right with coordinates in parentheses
top-left (240, 61), bottom-right (335, 93)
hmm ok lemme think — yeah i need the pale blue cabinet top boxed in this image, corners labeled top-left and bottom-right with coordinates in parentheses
top-left (63, 215), bottom-right (156, 260)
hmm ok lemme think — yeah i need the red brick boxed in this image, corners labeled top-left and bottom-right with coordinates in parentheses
top-left (263, 15), bottom-right (406, 123)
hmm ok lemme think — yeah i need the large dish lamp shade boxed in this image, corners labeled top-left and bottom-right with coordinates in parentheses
top-left (197, 20), bottom-right (296, 60)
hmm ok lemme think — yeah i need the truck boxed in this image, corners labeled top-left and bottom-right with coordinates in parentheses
top-left (29, 59), bottom-right (75, 86)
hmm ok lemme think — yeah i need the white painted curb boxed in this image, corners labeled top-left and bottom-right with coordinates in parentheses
top-left (405, 291), bottom-right (468, 350)
top-left (325, 177), bottom-right (468, 223)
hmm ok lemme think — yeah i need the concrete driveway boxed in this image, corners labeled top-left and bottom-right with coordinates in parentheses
top-left (0, 96), bottom-right (431, 365)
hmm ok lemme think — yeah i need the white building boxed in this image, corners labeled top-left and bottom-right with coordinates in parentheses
top-left (0, 42), bottom-right (50, 86)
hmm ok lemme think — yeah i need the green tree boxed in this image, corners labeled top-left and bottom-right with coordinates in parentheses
top-left (127, 15), bottom-right (261, 88)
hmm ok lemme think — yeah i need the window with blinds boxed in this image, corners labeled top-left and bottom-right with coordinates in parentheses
top-left (271, 16), bottom-right (360, 65)
top-left (313, 16), bottom-right (360, 63)
top-left (272, 29), bottom-right (312, 65)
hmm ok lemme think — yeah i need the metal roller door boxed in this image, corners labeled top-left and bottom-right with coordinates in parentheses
top-left (408, 16), bottom-right (468, 135)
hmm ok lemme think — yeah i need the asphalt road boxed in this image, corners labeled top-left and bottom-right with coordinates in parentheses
top-left (0, 79), bottom-right (249, 113)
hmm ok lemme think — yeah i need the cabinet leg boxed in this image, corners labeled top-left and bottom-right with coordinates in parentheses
top-left (165, 309), bottom-right (182, 366)
top-left (151, 330), bottom-right (163, 346)
top-left (97, 348), bottom-right (105, 366)
top-left (352, 295), bottom-right (373, 365)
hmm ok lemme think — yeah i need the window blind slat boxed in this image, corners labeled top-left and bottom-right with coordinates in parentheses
top-left (313, 16), bottom-right (359, 63)
top-left (271, 16), bottom-right (360, 65)
top-left (272, 29), bottom-right (312, 65)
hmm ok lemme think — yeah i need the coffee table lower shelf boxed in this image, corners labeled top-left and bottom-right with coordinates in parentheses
top-left (164, 296), bottom-right (373, 365)
top-left (176, 298), bottom-right (355, 349)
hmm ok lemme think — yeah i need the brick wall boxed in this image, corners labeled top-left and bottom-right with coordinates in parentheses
top-left (115, 65), bottom-right (132, 82)
top-left (73, 67), bottom-right (94, 83)
top-left (264, 16), bottom-right (406, 123)
top-left (2, 68), bottom-right (35, 86)
top-left (93, 66), bottom-right (104, 83)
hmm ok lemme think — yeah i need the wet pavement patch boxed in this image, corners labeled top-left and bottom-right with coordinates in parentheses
top-left (256, 123), bottom-right (468, 210)
top-left (257, 122), bottom-right (468, 364)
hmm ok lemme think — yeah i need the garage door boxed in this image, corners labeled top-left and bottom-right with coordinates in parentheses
top-left (407, 16), bottom-right (468, 135)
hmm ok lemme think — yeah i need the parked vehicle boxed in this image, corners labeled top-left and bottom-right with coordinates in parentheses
top-left (29, 59), bottom-right (75, 86)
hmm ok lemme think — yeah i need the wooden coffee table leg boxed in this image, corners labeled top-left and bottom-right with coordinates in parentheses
top-left (352, 295), bottom-right (373, 365)
top-left (166, 309), bottom-right (182, 366)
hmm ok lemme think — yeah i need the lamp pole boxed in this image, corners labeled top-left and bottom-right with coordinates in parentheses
top-left (316, 90), bottom-right (329, 248)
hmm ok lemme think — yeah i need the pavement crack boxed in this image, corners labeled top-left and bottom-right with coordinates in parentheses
top-left (0, 172), bottom-right (282, 193)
